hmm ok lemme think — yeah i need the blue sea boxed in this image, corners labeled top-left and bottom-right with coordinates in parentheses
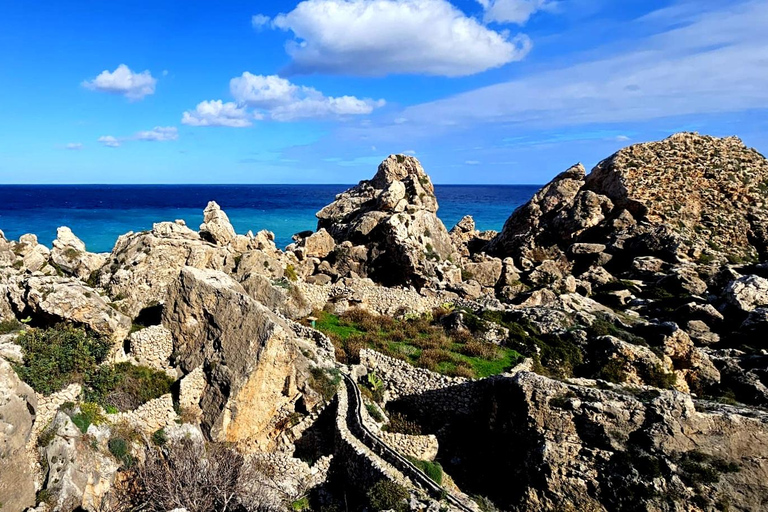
top-left (0, 185), bottom-right (539, 253)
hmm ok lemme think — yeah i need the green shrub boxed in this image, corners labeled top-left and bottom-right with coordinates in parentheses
top-left (598, 358), bottom-right (628, 384)
top-left (151, 428), bottom-right (168, 447)
top-left (407, 457), bottom-right (443, 485)
top-left (366, 403), bottom-right (385, 422)
top-left (94, 363), bottom-right (174, 411)
top-left (108, 437), bottom-right (134, 467)
top-left (70, 402), bottom-right (106, 433)
top-left (0, 319), bottom-right (21, 334)
top-left (284, 264), bottom-right (298, 281)
top-left (13, 325), bottom-right (111, 395)
top-left (291, 497), bottom-right (310, 511)
top-left (367, 480), bottom-right (409, 512)
top-left (645, 364), bottom-right (677, 390)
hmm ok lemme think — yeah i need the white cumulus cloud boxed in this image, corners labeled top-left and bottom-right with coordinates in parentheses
top-left (134, 126), bottom-right (179, 141)
top-left (271, 0), bottom-right (531, 76)
top-left (476, 0), bottom-right (557, 25)
top-left (98, 136), bottom-right (120, 148)
top-left (82, 64), bottom-right (157, 101)
top-left (229, 72), bottom-right (385, 121)
top-left (181, 100), bottom-right (254, 127)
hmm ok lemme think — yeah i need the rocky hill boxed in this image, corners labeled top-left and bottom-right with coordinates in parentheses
top-left (1, 133), bottom-right (768, 512)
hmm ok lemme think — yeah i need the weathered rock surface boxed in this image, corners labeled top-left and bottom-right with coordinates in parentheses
top-left (162, 267), bottom-right (316, 450)
top-left (51, 227), bottom-right (107, 280)
top-left (11, 275), bottom-right (131, 342)
top-left (316, 155), bottom-right (458, 287)
top-left (199, 201), bottom-right (237, 246)
top-left (0, 358), bottom-right (37, 512)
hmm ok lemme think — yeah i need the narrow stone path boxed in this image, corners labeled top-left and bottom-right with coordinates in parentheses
top-left (339, 372), bottom-right (476, 512)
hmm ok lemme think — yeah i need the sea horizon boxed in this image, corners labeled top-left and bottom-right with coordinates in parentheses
top-left (0, 184), bottom-right (540, 253)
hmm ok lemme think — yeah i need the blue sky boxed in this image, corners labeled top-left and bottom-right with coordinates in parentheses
top-left (0, 0), bottom-right (766, 184)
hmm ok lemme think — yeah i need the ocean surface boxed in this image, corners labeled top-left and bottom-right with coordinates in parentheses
top-left (0, 185), bottom-right (540, 253)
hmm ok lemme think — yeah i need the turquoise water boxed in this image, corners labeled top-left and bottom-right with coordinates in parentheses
top-left (0, 185), bottom-right (539, 252)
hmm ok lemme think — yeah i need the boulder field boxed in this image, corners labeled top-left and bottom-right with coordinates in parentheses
top-left (1, 132), bottom-right (768, 511)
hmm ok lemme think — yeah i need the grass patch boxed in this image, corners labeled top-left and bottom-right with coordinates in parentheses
top-left (312, 309), bottom-right (522, 379)
top-left (367, 480), bottom-right (409, 512)
top-left (366, 402), bottom-right (385, 422)
top-left (407, 456), bottom-right (443, 485)
top-left (383, 411), bottom-right (422, 435)
top-left (290, 497), bottom-right (310, 511)
top-left (309, 367), bottom-right (341, 402)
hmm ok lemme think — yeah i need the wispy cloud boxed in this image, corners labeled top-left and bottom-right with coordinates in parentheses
top-left (82, 64), bottom-right (157, 101)
top-left (271, 0), bottom-right (531, 76)
top-left (98, 135), bottom-right (120, 148)
top-left (65, 143), bottom-right (83, 150)
top-left (134, 126), bottom-right (178, 141)
top-left (251, 14), bottom-right (271, 29)
top-left (476, 0), bottom-right (558, 25)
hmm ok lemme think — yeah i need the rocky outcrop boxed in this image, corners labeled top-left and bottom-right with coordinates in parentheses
top-left (10, 275), bottom-right (131, 343)
top-left (199, 201), bottom-right (237, 246)
top-left (162, 267), bottom-right (317, 450)
top-left (51, 227), bottom-right (107, 280)
top-left (315, 155), bottom-right (459, 287)
top-left (98, 220), bottom-right (238, 317)
top-left (0, 358), bottom-right (37, 512)
top-left (39, 412), bottom-right (119, 511)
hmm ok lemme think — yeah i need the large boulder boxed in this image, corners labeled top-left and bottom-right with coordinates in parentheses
top-left (0, 358), bottom-right (37, 511)
top-left (50, 226), bottom-right (107, 280)
top-left (162, 267), bottom-right (318, 450)
top-left (726, 274), bottom-right (768, 312)
top-left (12, 275), bottom-right (131, 343)
top-left (316, 155), bottom-right (458, 288)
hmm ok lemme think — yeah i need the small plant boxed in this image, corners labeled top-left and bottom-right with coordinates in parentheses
top-left (70, 402), bottom-right (106, 433)
top-left (366, 403), bottom-right (385, 422)
top-left (291, 497), bottom-right (310, 511)
top-left (284, 264), bottom-right (298, 282)
top-left (309, 367), bottom-right (341, 402)
top-left (108, 437), bottom-right (134, 467)
top-left (367, 480), bottom-right (409, 512)
top-left (383, 411), bottom-right (422, 435)
top-left (151, 428), bottom-right (167, 446)
top-left (407, 457), bottom-right (443, 485)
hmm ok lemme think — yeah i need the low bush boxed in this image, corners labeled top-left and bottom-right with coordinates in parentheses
top-left (645, 364), bottom-right (677, 390)
top-left (151, 428), bottom-right (167, 446)
top-left (366, 480), bottom-right (409, 512)
top-left (0, 319), bottom-right (22, 334)
top-left (407, 457), bottom-right (443, 485)
top-left (13, 324), bottom-right (111, 395)
top-left (366, 403), bottom-right (385, 422)
top-left (71, 402), bottom-right (106, 433)
top-left (95, 363), bottom-right (174, 411)
top-left (108, 437), bottom-right (134, 467)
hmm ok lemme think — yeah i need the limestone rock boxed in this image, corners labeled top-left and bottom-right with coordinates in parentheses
top-left (162, 267), bottom-right (314, 450)
top-left (51, 226), bottom-right (107, 280)
top-left (726, 274), bottom-right (768, 312)
top-left (316, 155), bottom-right (458, 288)
top-left (39, 412), bottom-right (119, 511)
top-left (100, 219), bottom-right (238, 317)
top-left (14, 275), bottom-right (131, 343)
top-left (199, 201), bottom-right (236, 245)
top-left (301, 228), bottom-right (336, 259)
top-left (0, 358), bottom-right (37, 512)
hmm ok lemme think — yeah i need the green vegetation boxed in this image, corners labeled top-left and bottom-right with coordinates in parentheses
top-left (290, 497), bottom-right (310, 511)
top-left (284, 264), bottom-right (298, 281)
top-left (308, 366), bottom-right (341, 402)
top-left (365, 403), bottom-right (385, 422)
top-left (0, 319), bottom-right (22, 334)
top-left (312, 309), bottom-right (522, 379)
top-left (71, 402), bottom-right (106, 433)
top-left (407, 456), bottom-right (443, 485)
top-left (12, 324), bottom-right (173, 410)
top-left (12, 324), bottom-right (112, 395)
top-left (151, 428), bottom-right (168, 447)
top-left (366, 480), bottom-right (409, 512)
top-left (108, 437), bottom-right (134, 467)
top-left (677, 451), bottom-right (739, 487)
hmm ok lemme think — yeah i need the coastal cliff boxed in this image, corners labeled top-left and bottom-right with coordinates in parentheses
top-left (1, 133), bottom-right (768, 511)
